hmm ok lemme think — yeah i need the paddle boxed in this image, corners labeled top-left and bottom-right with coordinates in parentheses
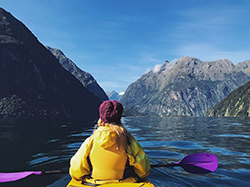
top-left (0, 170), bottom-right (68, 183)
top-left (0, 153), bottom-right (218, 183)
top-left (151, 153), bottom-right (218, 174)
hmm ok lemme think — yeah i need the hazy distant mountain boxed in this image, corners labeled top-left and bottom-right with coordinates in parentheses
top-left (207, 80), bottom-right (250, 117)
top-left (120, 57), bottom-right (250, 116)
top-left (45, 46), bottom-right (108, 101)
top-left (0, 8), bottom-right (101, 119)
top-left (106, 90), bottom-right (124, 101)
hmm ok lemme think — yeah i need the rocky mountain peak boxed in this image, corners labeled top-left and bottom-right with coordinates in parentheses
top-left (46, 46), bottom-right (66, 60)
top-left (120, 56), bottom-right (250, 117)
top-left (0, 8), bottom-right (18, 44)
top-left (0, 8), bottom-right (38, 47)
top-left (170, 57), bottom-right (203, 78)
top-left (208, 59), bottom-right (234, 72)
top-left (236, 60), bottom-right (250, 76)
top-left (163, 60), bottom-right (170, 65)
top-left (105, 90), bottom-right (124, 101)
top-left (175, 56), bottom-right (203, 66)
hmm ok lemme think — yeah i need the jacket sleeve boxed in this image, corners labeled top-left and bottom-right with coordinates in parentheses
top-left (69, 136), bottom-right (93, 181)
top-left (126, 135), bottom-right (151, 178)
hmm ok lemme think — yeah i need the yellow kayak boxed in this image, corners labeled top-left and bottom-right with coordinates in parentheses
top-left (67, 179), bottom-right (155, 187)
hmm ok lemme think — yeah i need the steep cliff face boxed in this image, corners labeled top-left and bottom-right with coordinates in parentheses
top-left (0, 8), bottom-right (101, 119)
top-left (45, 46), bottom-right (108, 101)
top-left (120, 57), bottom-right (250, 116)
top-left (207, 80), bottom-right (250, 117)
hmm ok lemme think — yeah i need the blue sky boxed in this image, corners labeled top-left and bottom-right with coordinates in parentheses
top-left (2, 0), bottom-right (250, 92)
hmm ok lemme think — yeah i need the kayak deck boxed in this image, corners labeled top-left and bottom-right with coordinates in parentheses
top-left (67, 179), bottom-right (155, 187)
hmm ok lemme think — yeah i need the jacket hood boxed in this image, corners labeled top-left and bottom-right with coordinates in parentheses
top-left (93, 126), bottom-right (117, 149)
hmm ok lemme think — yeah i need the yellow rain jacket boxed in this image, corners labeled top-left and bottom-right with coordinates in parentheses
top-left (69, 126), bottom-right (151, 181)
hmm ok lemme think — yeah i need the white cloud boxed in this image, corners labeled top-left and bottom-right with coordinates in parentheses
top-left (119, 91), bottom-right (125, 96)
top-left (153, 64), bottom-right (162, 73)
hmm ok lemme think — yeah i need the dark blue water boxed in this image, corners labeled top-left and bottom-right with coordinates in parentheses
top-left (0, 117), bottom-right (249, 186)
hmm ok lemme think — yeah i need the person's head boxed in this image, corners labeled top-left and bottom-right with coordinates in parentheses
top-left (97, 100), bottom-right (128, 149)
top-left (98, 100), bottom-right (123, 125)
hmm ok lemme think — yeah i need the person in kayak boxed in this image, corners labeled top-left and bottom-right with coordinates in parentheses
top-left (69, 100), bottom-right (151, 184)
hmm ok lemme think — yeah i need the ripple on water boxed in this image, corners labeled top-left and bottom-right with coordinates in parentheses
top-left (214, 134), bottom-right (250, 139)
top-left (69, 132), bottom-right (92, 137)
top-left (67, 142), bottom-right (82, 149)
top-left (140, 140), bottom-right (205, 150)
top-left (208, 147), bottom-right (248, 156)
top-left (28, 156), bottom-right (58, 166)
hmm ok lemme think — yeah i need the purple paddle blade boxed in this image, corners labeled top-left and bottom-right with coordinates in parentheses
top-left (0, 171), bottom-right (42, 183)
top-left (174, 153), bottom-right (218, 174)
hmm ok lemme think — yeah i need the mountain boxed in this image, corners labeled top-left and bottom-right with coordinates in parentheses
top-left (106, 90), bottom-right (124, 101)
top-left (120, 57), bottom-right (250, 116)
top-left (207, 80), bottom-right (250, 117)
top-left (0, 8), bottom-right (101, 119)
top-left (236, 60), bottom-right (250, 76)
top-left (45, 46), bottom-right (108, 101)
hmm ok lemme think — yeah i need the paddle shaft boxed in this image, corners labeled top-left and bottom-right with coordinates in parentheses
top-left (151, 163), bottom-right (178, 168)
top-left (40, 163), bottom-right (176, 175)
top-left (42, 163), bottom-right (176, 174)
top-left (42, 170), bottom-right (68, 175)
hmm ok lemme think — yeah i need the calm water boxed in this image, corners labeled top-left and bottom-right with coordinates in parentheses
top-left (0, 117), bottom-right (249, 186)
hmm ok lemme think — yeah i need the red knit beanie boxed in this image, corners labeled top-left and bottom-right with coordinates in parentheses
top-left (99, 100), bottom-right (123, 124)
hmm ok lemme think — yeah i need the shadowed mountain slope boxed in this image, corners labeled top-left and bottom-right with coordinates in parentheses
top-left (0, 8), bottom-right (101, 119)
top-left (46, 46), bottom-right (108, 101)
top-left (207, 80), bottom-right (250, 117)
